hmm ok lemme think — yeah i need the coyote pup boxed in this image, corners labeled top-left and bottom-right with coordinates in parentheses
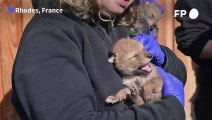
top-left (106, 38), bottom-right (163, 105)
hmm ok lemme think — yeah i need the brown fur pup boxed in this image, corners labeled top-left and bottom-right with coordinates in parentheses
top-left (141, 2), bottom-right (161, 28)
top-left (123, 2), bottom-right (161, 37)
top-left (141, 2), bottom-right (161, 38)
top-left (106, 38), bottom-right (163, 105)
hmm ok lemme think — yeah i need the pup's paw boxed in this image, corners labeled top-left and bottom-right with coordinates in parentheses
top-left (142, 91), bottom-right (162, 103)
top-left (105, 96), bottom-right (120, 104)
top-left (130, 87), bottom-right (138, 98)
top-left (142, 90), bottom-right (152, 102)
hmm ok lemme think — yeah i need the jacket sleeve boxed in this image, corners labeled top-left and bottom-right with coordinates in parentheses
top-left (12, 25), bottom-right (185, 120)
top-left (161, 46), bottom-right (187, 86)
top-left (174, 0), bottom-right (212, 59)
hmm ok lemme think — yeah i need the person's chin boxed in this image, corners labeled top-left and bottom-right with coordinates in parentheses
top-left (109, 10), bottom-right (125, 16)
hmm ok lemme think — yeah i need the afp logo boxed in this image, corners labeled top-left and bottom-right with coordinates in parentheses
top-left (174, 8), bottom-right (199, 19)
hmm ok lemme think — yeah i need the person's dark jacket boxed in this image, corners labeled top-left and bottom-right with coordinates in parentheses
top-left (12, 0), bottom-right (186, 120)
top-left (175, 0), bottom-right (212, 65)
top-left (175, 1), bottom-right (212, 119)
top-left (175, 1), bottom-right (212, 118)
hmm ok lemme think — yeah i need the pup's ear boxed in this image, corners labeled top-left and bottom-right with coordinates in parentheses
top-left (108, 55), bottom-right (115, 63)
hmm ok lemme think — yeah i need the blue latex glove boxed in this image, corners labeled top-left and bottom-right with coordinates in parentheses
top-left (133, 30), bottom-right (165, 66)
top-left (140, 0), bottom-right (164, 14)
top-left (157, 67), bottom-right (184, 106)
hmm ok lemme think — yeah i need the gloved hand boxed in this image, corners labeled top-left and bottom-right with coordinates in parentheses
top-left (133, 30), bottom-right (165, 66)
top-left (157, 67), bottom-right (184, 106)
top-left (140, 0), bottom-right (164, 13)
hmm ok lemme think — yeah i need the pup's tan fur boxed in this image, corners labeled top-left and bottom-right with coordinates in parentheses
top-left (106, 38), bottom-right (163, 105)
top-left (141, 2), bottom-right (161, 27)
top-left (128, 2), bottom-right (161, 37)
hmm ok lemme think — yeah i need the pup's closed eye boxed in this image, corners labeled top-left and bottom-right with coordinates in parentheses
top-left (130, 54), bottom-right (138, 61)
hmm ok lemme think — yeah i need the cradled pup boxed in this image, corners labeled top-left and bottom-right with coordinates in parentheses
top-left (106, 38), bottom-right (163, 105)
top-left (141, 2), bottom-right (161, 28)
top-left (120, 2), bottom-right (161, 38)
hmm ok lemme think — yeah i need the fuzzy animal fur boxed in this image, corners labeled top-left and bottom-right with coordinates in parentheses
top-left (106, 38), bottom-right (163, 105)
top-left (141, 2), bottom-right (161, 38)
top-left (123, 2), bottom-right (161, 38)
top-left (141, 2), bottom-right (161, 27)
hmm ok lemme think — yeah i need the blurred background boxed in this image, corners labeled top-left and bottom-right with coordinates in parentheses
top-left (0, 0), bottom-right (196, 120)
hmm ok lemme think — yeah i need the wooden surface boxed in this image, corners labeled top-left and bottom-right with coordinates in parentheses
top-left (0, 0), bottom-right (22, 120)
top-left (0, 0), bottom-right (196, 120)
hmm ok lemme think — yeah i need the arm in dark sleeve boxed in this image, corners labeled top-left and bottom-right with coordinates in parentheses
top-left (175, 0), bottom-right (212, 59)
top-left (160, 46), bottom-right (187, 85)
top-left (12, 25), bottom-right (185, 120)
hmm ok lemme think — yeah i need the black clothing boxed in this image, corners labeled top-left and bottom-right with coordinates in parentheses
top-left (175, 0), bottom-right (212, 120)
top-left (12, 0), bottom-right (186, 120)
top-left (175, 0), bottom-right (212, 64)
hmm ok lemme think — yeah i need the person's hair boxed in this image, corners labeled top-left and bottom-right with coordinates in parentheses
top-left (59, 0), bottom-right (92, 20)
top-left (59, 0), bottom-right (144, 31)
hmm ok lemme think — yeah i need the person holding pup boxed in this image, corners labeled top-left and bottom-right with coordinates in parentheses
top-left (12, 0), bottom-right (186, 119)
